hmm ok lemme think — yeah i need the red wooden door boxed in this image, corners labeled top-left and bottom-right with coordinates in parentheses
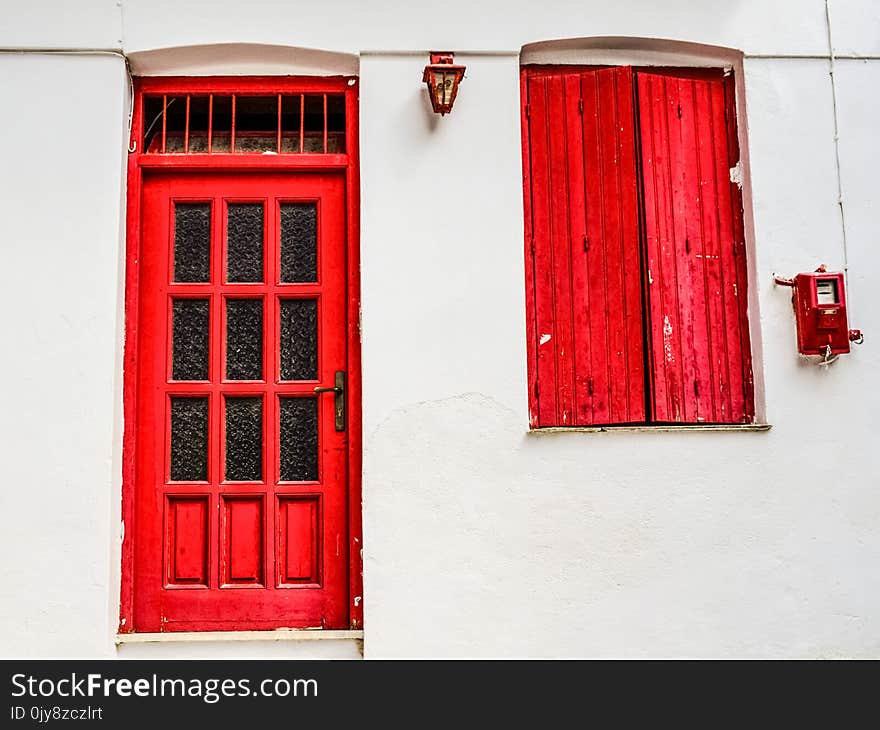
top-left (133, 170), bottom-right (349, 631)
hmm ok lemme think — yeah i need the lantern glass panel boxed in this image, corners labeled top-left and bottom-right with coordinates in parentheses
top-left (439, 72), bottom-right (454, 105)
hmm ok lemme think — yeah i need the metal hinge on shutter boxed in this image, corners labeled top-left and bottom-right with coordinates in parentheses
top-left (525, 103), bottom-right (530, 119)
top-left (578, 98), bottom-right (584, 115)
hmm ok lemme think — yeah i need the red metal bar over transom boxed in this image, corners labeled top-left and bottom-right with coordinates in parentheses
top-left (140, 85), bottom-right (346, 155)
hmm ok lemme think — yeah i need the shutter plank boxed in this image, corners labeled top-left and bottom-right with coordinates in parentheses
top-left (668, 76), bottom-right (700, 422)
top-left (581, 72), bottom-right (612, 422)
top-left (598, 70), bottom-right (628, 422)
top-left (526, 75), bottom-right (559, 426)
top-left (640, 73), bottom-right (684, 420)
top-left (695, 77), bottom-right (730, 421)
top-left (678, 76), bottom-right (713, 422)
top-left (580, 67), bottom-right (645, 424)
top-left (547, 74), bottom-right (577, 425)
top-left (521, 72), bottom-right (539, 427)
top-left (564, 73), bottom-right (592, 424)
top-left (638, 72), bottom-right (668, 419)
top-left (612, 66), bottom-right (646, 423)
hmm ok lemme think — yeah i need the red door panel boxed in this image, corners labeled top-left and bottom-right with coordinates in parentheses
top-left (134, 171), bottom-right (349, 631)
top-left (636, 69), bottom-right (754, 423)
top-left (524, 66), bottom-right (645, 426)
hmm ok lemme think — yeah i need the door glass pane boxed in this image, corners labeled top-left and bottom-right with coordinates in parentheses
top-left (227, 203), bottom-right (264, 282)
top-left (174, 203), bottom-right (211, 282)
top-left (280, 299), bottom-right (318, 381)
top-left (279, 397), bottom-right (318, 482)
top-left (170, 397), bottom-right (209, 481)
top-left (280, 203), bottom-right (317, 282)
top-left (225, 396), bottom-right (263, 481)
top-left (226, 299), bottom-right (263, 380)
top-left (172, 299), bottom-right (209, 381)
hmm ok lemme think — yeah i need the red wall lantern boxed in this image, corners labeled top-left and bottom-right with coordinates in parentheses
top-left (422, 52), bottom-right (466, 115)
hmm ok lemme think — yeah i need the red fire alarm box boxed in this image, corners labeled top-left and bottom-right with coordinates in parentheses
top-left (775, 267), bottom-right (863, 356)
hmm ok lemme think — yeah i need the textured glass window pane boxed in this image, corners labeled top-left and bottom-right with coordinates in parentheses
top-left (280, 299), bottom-right (317, 381)
top-left (279, 398), bottom-right (318, 482)
top-left (225, 397), bottom-right (262, 482)
top-left (280, 203), bottom-right (317, 282)
top-left (172, 299), bottom-right (209, 380)
top-left (226, 299), bottom-right (263, 381)
top-left (170, 397), bottom-right (209, 481)
top-left (174, 203), bottom-right (211, 282)
top-left (227, 203), bottom-right (264, 282)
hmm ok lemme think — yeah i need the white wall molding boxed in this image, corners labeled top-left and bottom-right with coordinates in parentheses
top-left (127, 43), bottom-right (358, 76)
top-left (521, 36), bottom-right (742, 67)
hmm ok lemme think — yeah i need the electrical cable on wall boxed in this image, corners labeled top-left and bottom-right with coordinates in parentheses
top-left (825, 0), bottom-right (849, 273)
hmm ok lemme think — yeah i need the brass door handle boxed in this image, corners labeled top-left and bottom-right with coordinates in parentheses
top-left (313, 370), bottom-right (346, 431)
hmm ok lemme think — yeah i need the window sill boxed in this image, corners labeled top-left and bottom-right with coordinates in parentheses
top-left (115, 629), bottom-right (364, 645)
top-left (528, 424), bottom-right (772, 434)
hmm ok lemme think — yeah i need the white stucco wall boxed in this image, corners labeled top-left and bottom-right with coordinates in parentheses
top-left (0, 0), bottom-right (877, 658)
top-left (0, 54), bottom-right (127, 657)
top-left (360, 51), bottom-right (880, 658)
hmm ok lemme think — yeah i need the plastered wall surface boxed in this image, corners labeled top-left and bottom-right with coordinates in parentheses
top-left (0, 0), bottom-right (853, 56)
top-left (360, 53), bottom-right (880, 658)
top-left (0, 55), bottom-right (126, 657)
top-left (0, 1), bottom-right (877, 658)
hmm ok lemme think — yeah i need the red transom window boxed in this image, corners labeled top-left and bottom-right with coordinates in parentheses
top-left (142, 92), bottom-right (346, 154)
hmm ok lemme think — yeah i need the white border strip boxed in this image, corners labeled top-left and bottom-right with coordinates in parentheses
top-left (529, 425), bottom-right (772, 434)
top-left (116, 630), bottom-right (364, 645)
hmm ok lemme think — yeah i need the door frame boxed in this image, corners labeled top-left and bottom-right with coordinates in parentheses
top-left (119, 76), bottom-right (362, 633)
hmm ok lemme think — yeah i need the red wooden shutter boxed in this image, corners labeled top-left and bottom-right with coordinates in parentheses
top-left (636, 69), bottom-right (754, 423)
top-left (523, 66), bottom-right (646, 427)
